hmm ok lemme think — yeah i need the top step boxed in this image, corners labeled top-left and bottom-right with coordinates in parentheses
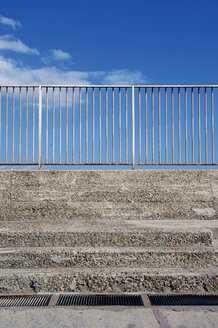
top-left (0, 219), bottom-right (216, 247)
top-left (0, 170), bottom-right (217, 221)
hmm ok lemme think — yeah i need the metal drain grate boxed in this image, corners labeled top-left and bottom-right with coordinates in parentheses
top-left (57, 294), bottom-right (144, 306)
top-left (149, 295), bottom-right (218, 306)
top-left (1, 294), bottom-right (216, 307)
top-left (0, 295), bottom-right (51, 307)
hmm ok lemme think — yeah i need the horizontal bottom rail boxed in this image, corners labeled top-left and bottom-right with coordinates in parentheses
top-left (0, 163), bottom-right (217, 166)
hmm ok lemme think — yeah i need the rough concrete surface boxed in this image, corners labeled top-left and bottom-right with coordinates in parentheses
top-left (0, 306), bottom-right (217, 328)
top-left (0, 219), bottom-right (214, 248)
top-left (159, 306), bottom-right (218, 328)
top-left (0, 267), bottom-right (217, 294)
top-left (0, 245), bottom-right (216, 269)
top-left (0, 170), bottom-right (217, 294)
top-left (0, 170), bottom-right (217, 220)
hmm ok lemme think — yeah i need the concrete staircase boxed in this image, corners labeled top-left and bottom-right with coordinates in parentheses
top-left (0, 170), bottom-right (217, 294)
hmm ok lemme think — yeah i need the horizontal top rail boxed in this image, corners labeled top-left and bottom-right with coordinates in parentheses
top-left (0, 85), bottom-right (218, 88)
top-left (131, 85), bottom-right (218, 88)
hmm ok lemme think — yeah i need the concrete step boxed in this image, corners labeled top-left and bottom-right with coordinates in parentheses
top-left (0, 267), bottom-right (217, 294)
top-left (0, 170), bottom-right (217, 221)
top-left (0, 220), bottom-right (214, 247)
top-left (0, 246), bottom-right (216, 269)
top-left (1, 201), bottom-right (217, 221)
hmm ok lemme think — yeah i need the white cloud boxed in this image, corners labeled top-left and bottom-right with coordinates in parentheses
top-left (0, 17), bottom-right (147, 85)
top-left (102, 69), bottom-right (146, 85)
top-left (0, 34), bottom-right (39, 55)
top-left (0, 55), bottom-right (147, 85)
top-left (51, 49), bottom-right (71, 61)
top-left (41, 49), bottom-right (72, 65)
top-left (0, 15), bottom-right (21, 30)
top-left (0, 56), bottom-right (89, 84)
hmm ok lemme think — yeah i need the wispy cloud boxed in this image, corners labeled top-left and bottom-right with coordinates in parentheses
top-left (0, 15), bottom-right (21, 30)
top-left (51, 49), bottom-right (71, 61)
top-left (0, 55), bottom-right (147, 85)
top-left (101, 69), bottom-right (146, 85)
top-left (0, 55), bottom-right (92, 84)
top-left (0, 34), bottom-right (39, 55)
top-left (0, 16), bottom-right (147, 85)
top-left (42, 49), bottom-right (72, 65)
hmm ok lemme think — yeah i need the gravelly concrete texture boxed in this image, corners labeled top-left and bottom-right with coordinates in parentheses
top-left (0, 170), bottom-right (217, 294)
top-left (0, 306), bottom-right (217, 328)
top-left (0, 246), bottom-right (216, 269)
top-left (0, 170), bottom-right (217, 220)
top-left (0, 219), bottom-right (214, 247)
top-left (0, 267), bottom-right (217, 294)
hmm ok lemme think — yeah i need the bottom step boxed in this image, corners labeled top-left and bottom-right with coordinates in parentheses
top-left (0, 267), bottom-right (217, 294)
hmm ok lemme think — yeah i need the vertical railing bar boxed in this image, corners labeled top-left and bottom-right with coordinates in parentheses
top-left (125, 87), bottom-right (128, 163)
top-left (99, 87), bottom-right (101, 163)
top-left (66, 87), bottom-right (68, 164)
top-left (132, 86), bottom-right (135, 169)
top-left (12, 87), bottom-right (15, 163)
top-left (139, 87), bottom-right (141, 164)
top-left (52, 87), bottom-right (55, 164)
top-left (178, 87), bottom-right (181, 164)
top-left (32, 87), bottom-right (35, 163)
top-left (6, 87), bottom-right (8, 163)
top-left (0, 87), bottom-right (2, 162)
top-left (112, 87), bottom-right (114, 163)
top-left (26, 87), bottom-right (29, 163)
top-left (79, 87), bottom-right (81, 164)
top-left (158, 87), bottom-right (161, 164)
top-left (106, 87), bottom-right (108, 164)
top-left (46, 87), bottom-right (48, 164)
top-left (92, 87), bottom-right (94, 163)
top-left (192, 87), bottom-right (194, 163)
top-left (211, 87), bottom-right (214, 164)
top-left (19, 87), bottom-right (21, 164)
top-left (38, 86), bottom-right (42, 169)
top-left (152, 87), bottom-right (154, 164)
top-left (165, 87), bottom-right (167, 163)
top-left (59, 87), bottom-right (61, 163)
top-left (86, 87), bottom-right (88, 163)
top-left (119, 87), bottom-right (121, 164)
top-left (72, 87), bottom-right (75, 163)
top-left (185, 87), bottom-right (187, 164)
top-left (198, 87), bottom-right (201, 164)
top-left (172, 88), bottom-right (174, 164)
top-left (205, 87), bottom-right (207, 164)
top-left (145, 88), bottom-right (147, 164)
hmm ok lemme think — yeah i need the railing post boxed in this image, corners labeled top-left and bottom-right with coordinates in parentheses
top-left (132, 86), bottom-right (135, 169)
top-left (38, 85), bottom-right (42, 170)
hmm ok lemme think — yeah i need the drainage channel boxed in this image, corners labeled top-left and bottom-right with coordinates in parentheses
top-left (0, 295), bottom-right (51, 307)
top-left (0, 294), bottom-right (217, 308)
top-left (149, 294), bottom-right (218, 306)
top-left (57, 294), bottom-right (143, 306)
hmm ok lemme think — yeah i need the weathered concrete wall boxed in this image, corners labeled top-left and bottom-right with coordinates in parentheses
top-left (0, 170), bottom-right (217, 221)
top-left (0, 170), bottom-right (217, 294)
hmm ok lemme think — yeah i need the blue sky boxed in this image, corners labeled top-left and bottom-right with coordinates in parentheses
top-left (0, 0), bottom-right (218, 85)
top-left (0, 1), bottom-right (217, 169)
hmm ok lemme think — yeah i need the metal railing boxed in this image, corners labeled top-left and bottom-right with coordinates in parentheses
top-left (0, 85), bottom-right (217, 169)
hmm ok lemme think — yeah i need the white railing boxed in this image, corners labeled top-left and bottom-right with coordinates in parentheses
top-left (0, 85), bottom-right (217, 169)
